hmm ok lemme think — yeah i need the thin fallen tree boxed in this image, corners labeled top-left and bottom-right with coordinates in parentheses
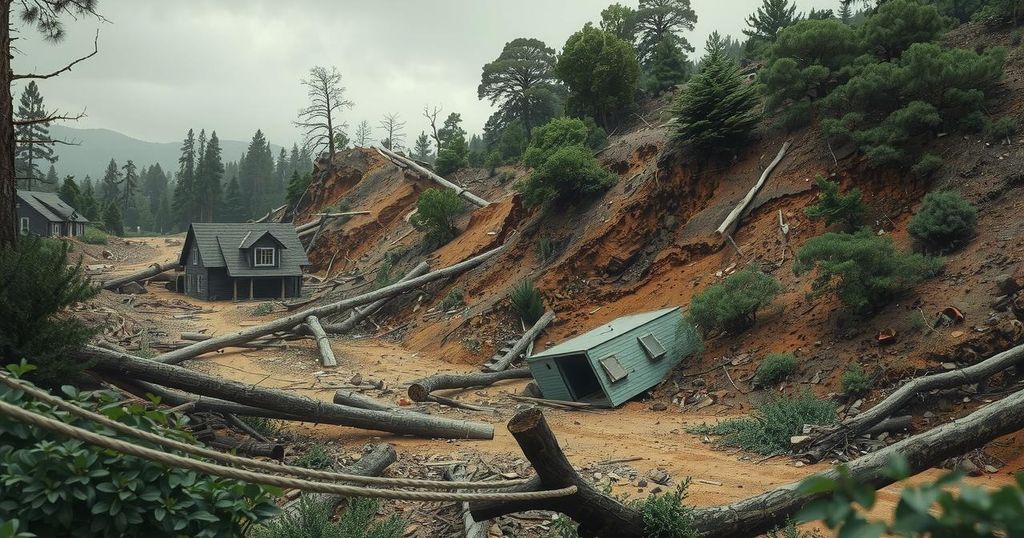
top-left (82, 346), bottom-right (494, 440)
top-left (801, 342), bottom-right (1024, 462)
top-left (279, 443), bottom-right (397, 520)
top-left (322, 261), bottom-right (430, 334)
top-left (470, 384), bottom-right (1024, 537)
top-left (294, 211), bottom-right (370, 234)
top-left (376, 145), bottom-right (490, 207)
top-left (253, 205), bottom-right (288, 224)
top-left (304, 315), bottom-right (337, 367)
top-left (153, 244), bottom-right (506, 365)
top-left (408, 368), bottom-right (533, 403)
top-left (715, 141), bottom-right (792, 239)
top-left (333, 390), bottom-right (399, 412)
top-left (100, 262), bottom-right (179, 291)
top-left (209, 435), bottom-right (285, 460)
top-left (484, 311), bottom-right (554, 372)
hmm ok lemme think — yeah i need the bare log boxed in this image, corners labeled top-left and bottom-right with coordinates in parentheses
top-left (180, 332), bottom-right (303, 344)
top-left (322, 262), bottom-right (430, 334)
top-left (280, 443), bottom-right (397, 519)
top-left (153, 244), bottom-right (506, 365)
top-left (83, 346), bottom-right (494, 440)
top-left (409, 368), bottom-right (533, 402)
top-left (715, 141), bottom-right (792, 238)
top-left (100, 262), bottom-right (179, 291)
top-left (864, 415), bottom-right (912, 436)
top-left (305, 316), bottom-right (337, 367)
top-left (333, 390), bottom-right (397, 411)
top-left (485, 311), bottom-right (555, 372)
top-left (253, 205), bottom-right (287, 224)
top-left (803, 342), bottom-right (1024, 462)
top-left (210, 434), bottom-right (285, 460)
top-left (222, 412), bottom-right (271, 443)
top-left (448, 465), bottom-right (488, 538)
top-left (110, 378), bottom-right (310, 422)
top-left (304, 216), bottom-right (327, 255)
top-left (376, 145), bottom-right (489, 207)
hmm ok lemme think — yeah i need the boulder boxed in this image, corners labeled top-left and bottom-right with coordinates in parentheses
top-left (996, 273), bottom-right (1022, 296)
top-left (117, 281), bottom-right (147, 295)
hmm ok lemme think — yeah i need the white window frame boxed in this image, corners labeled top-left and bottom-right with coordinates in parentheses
top-left (254, 247), bottom-right (275, 267)
top-left (19, 217), bottom-right (29, 235)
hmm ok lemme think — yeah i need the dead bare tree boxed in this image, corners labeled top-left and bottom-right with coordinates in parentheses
top-left (423, 105), bottom-right (443, 154)
top-left (378, 112), bottom-right (406, 151)
top-left (354, 120), bottom-right (372, 147)
top-left (2, 1), bottom-right (101, 245)
top-left (294, 65), bottom-right (353, 164)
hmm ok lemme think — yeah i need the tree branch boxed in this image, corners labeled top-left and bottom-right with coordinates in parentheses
top-left (13, 109), bottom-right (86, 125)
top-left (13, 29), bottom-right (99, 80)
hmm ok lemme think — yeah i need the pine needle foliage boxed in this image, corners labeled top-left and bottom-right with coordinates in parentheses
top-left (907, 191), bottom-right (977, 253)
top-left (804, 177), bottom-right (866, 230)
top-left (688, 269), bottom-right (782, 334)
top-left (690, 391), bottom-right (838, 455)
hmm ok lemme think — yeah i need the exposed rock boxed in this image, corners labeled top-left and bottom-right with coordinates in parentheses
top-left (117, 281), bottom-right (147, 295)
top-left (647, 468), bottom-right (671, 485)
top-left (996, 273), bottom-right (1022, 296)
top-left (650, 402), bottom-right (668, 411)
top-left (956, 458), bottom-right (983, 477)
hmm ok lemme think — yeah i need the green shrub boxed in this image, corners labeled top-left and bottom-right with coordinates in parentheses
top-left (0, 365), bottom-right (280, 537)
top-left (761, 19), bottom-right (862, 112)
top-left (990, 116), bottom-right (1018, 141)
top-left (516, 145), bottom-right (617, 207)
top-left (860, 0), bottom-right (947, 60)
top-left (794, 229), bottom-right (942, 312)
top-left (754, 352), bottom-right (799, 387)
top-left (630, 483), bottom-right (699, 538)
top-left (536, 237), bottom-right (556, 264)
top-left (485, 152), bottom-right (501, 176)
top-left (690, 391), bottom-right (838, 455)
top-left (82, 225), bottom-right (109, 245)
top-left (252, 302), bottom-right (275, 316)
top-left (440, 288), bottom-right (465, 311)
top-left (292, 445), bottom-right (334, 470)
top-left (239, 416), bottom-right (282, 438)
top-left (0, 236), bottom-right (98, 387)
top-left (510, 279), bottom-right (544, 325)
top-left (907, 191), bottom-right (977, 252)
top-left (688, 269), bottom-right (782, 334)
top-left (1013, 29), bottom-right (1023, 46)
top-left (251, 495), bottom-right (404, 538)
top-left (842, 364), bottom-right (872, 394)
top-left (523, 117), bottom-right (593, 168)
top-left (766, 519), bottom-right (823, 538)
top-left (804, 177), bottom-right (865, 230)
top-left (410, 188), bottom-right (463, 247)
top-left (911, 153), bottom-right (944, 178)
top-left (778, 99), bottom-right (814, 131)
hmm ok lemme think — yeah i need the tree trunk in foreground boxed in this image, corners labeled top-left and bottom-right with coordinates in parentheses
top-left (471, 386), bottom-right (1024, 537)
top-left (333, 390), bottom-right (398, 411)
top-left (802, 342), bottom-right (1024, 462)
top-left (322, 261), bottom-right (429, 334)
top-left (408, 368), bottom-right (533, 402)
top-left (376, 146), bottom-right (490, 207)
top-left (305, 315), bottom-right (337, 367)
top-left (448, 464), bottom-right (489, 538)
top-left (210, 434), bottom-right (285, 460)
top-left (153, 244), bottom-right (505, 364)
top-left (83, 346), bottom-right (494, 440)
top-left (716, 141), bottom-right (792, 238)
top-left (0, 2), bottom-right (15, 246)
top-left (279, 443), bottom-right (397, 520)
top-left (100, 262), bottom-right (180, 290)
top-left (485, 311), bottom-right (554, 372)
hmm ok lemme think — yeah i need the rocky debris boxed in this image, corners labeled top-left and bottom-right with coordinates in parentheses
top-left (117, 281), bottom-right (147, 295)
top-left (649, 402), bottom-right (668, 411)
top-left (647, 468), bottom-right (671, 485)
top-left (996, 273), bottom-right (1022, 296)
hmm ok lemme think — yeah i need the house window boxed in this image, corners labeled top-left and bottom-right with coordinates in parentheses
top-left (598, 355), bottom-right (629, 383)
top-left (50, 223), bottom-right (60, 236)
top-left (638, 333), bottom-right (667, 360)
top-left (192, 246), bottom-right (198, 265)
top-left (254, 247), bottom-right (275, 267)
top-left (19, 217), bottom-right (29, 234)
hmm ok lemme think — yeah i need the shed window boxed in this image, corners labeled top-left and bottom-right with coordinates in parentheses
top-left (598, 355), bottom-right (628, 383)
top-left (638, 333), bottom-right (667, 360)
top-left (19, 217), bottom-right (29, 234)
top-left (254, 247), bottom-right (275, 267)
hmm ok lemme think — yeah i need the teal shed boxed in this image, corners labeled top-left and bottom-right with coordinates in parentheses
top-left (526, 307), bottom-right (699, 407)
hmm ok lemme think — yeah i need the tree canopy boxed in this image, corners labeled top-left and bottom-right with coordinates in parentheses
top-left (557, 24), bottom-right (640, 128)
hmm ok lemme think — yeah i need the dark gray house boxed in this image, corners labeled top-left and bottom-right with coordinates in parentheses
top-left (179, 223), bottom-right (310, 301)
top-left (16, 190), bottom-right (89, 237)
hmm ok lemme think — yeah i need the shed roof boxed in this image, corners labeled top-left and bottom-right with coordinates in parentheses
top-left (181, 222), bottom-right (309, 277)
top-left (17, 190), bottom-right (89, 223)
top-left (529, 307), bottom-right (681, 360)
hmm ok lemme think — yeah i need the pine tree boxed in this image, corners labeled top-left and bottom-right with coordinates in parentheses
top-left (643, 36), bottom-right (691, 95)
top-left (100, 158), bottom-right (121, 203)
top-left (172, 129), bottom-right (196, 228)
top-left (120, 160), bottom-right (138, 214)
top-left (355, 120), bottom-right (373, 146)
top-left (196, 131), bottom-right (224, 222)
top-left (671, 32), bottom-right (760, 156)
top-left (44, 164), bottom-right (59, 190)
top-left (435, 114), bottom-right (470, 175)
top-left (142, 164), bottom-right (168, 214)
top-left (58, 176), bottom-right (81, 209)
top-left (155, 190), bottom-right (172, 233)
top-left (14, 81), bottom-right (58, 191)
top-left (744, 0), bottom-right (799, 42)
top-left (238, 130), bottom-right (275, 218)
top-left (102, 203), bottom-right (124, 236)
top-left (288, 144), bottom-right (301, 176)
top-left (221, 176), bottom-right (244, 222)
top-left (80, 176), bottom-right (99, 221)
top-left (412, 132), bottom-right (432, 161)
top-left (286, 170), bottom-right (311, 207)
top-left (275, 148), bottom-right (288, 200)
top-left (838, 0), bottom-right (854, 23)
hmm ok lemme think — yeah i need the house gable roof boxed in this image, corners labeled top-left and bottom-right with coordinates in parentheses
top-left (17, 190), bottom-right (89, 223)
top-left (181, 223), bottom-right (309, 277)
top-left (528, 307), bottom-right (681, 360)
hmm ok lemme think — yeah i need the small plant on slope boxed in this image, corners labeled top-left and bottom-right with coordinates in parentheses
top-left (251, 495), bottom-right (404, 538)
top-left (410, 188), bottom-right (464, 248)
top-left (292, 444), bottom-right (334, 470)
top-left (509, 279), bottom-right (544, 325)
top-left (841, 364), bottom-right (872, 395)
top-left (688, 269), bottom-right (782, 334)
top-left (754, 352), bottom-right (798, 387)
top-left (907, 191), bottom-right (977, 253)
top-left (804, 176), bottom-right (865, 230)
top-left (690, 391), bottom-right (837, 455)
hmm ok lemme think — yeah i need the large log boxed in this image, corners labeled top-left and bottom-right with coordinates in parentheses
top-left (485, 311), bottom-right (554, 372)
top-left (253, 205), bottom-right (287, 224)
top-left (376, 146), bottom-right (490, 207)
top-left (802, 342), bottom-right (1024, 462)
top-left (333, 390), bottom-right (397, 411)
top-left (295, 211), bottom-right (371, 234)
top-left (305, 315), bottom-right (337, 367)
top-left (100, 262), bottom-right (179, 291)
top-left (322, 261), bottom-right (430, 334)
top-left (715, 141), bottom-right (792, 238)
top-left (470, 383), bottom-right (1024, 537)
top-left (279, 443), bottom-right (397, 520)
top-left (153, 244), bottom-right (505, 365)
top-left (408, 368), bottom-right (533, 402)
top-left (209, 434), bottom-right (285, 460)
top-left (83, 346), bottom-right (494, 440)
top-left (111, 378), bottom-right (314, 422)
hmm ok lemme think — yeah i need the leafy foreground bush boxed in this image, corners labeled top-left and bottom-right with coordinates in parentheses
top-left (794, 229), bottom-right (942, 312)
top-left (410, 188), bottom-right (464, 247)
top-left (509, 279), bottom-right (544, 325)
top-left (841, 364), bottom-right (872, 395)
top-left (907, 191), bottom-right (977, 253)
top-left (82, 225), bottom-right (110, 245)
top-left (0, 235), bottom-right (98, 387)
top-left (690, 391), bottom-right (837, 455)
top-left (754, 353), bottom-right (798, 387)
top-left (292, 444), bottom-right (335, 470)
top-left (0, 364), bottom-right (280, 537)
top-left (688, 269), bottom-right (782, 334)
top-left (517, 145), bottom-right (617, 208)
top-left (251, 494), bottom-right (404, 538)
top-left (803, 177), bottom-right (865, 230)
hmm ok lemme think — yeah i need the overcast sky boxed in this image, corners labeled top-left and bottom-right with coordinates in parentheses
top-left (13, 0), bottom-right (836, 148)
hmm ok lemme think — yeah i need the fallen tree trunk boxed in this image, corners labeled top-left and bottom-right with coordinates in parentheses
top-left (295, 211), bottom-right (369, 235)
top-left (110, 378), bottom-right (313, 422)
top-left (180, 332), bottom-right (303, 344)
top-left (210, 434), bottom-right (285, 460)
top-left (304, 216), bottom-right (327, 255)
top-left (802, 342), bottom-right (1024, 462)
top-left (322, 262), bottom-right (430, 334)
top-left (153, 244), bottom-right (505, 365)
top-left (470, 380), bottom-right (1024, 537)
top-left (409, 368), bottom-right (533, 402)
top-left (83, 346), bottom-right (494, 440)
top-left (305, 315), bottom-right (337, 367)
top-left (253, 205), bottom-right (287, 224)
top-left (485, 311), bottom-right (554, 372)
top-left (222, 412), bottom-right (270, 443)
top-left (333, 390), bottom-right (397, 411)
top-left (100, 262), bottom-right (179, 291)
top-left (715, 141), bottom-right (792, 238)
top-left (376, 146), bottom-right (489, 207)
top-left (280, 443), bottom-right (396, 520)
top-left (448, 465), bottom-right (488, 538)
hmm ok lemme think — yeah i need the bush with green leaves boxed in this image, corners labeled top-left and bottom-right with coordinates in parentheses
top-left (410, 188), bottom-right (464, 247)
top-left (516, 145), bottom-right (617, 207)
top-left (251, 494), bottom-right (404, 538)
top-left (251, 302), bottom-right (275, 316)
top-left (509, 279), bottom-right (544, 325)
top-left (688, 269), bottom-right (782, 334)
top-left (860, 0), bottom-right (947, 60)
top-left (630, 482), bottom-right (699, 538)
top-left (523, 117), bottom-right (602, 168)
top-left (0, 236), bottom-right (98, 387)
top-left (0, 364), bottom-right (280, 537)
top-left (841, 364), bottom-right (872, 394)
top-left (973, 0), bottom-right (1024, 26)
top-left (794, 229), bottom-right (942, 312)
top-left (690, 391), bottom-right (837, 455)
top-left (82, 225), bottom-right (109, 245)
top-left (907, 191), bottom-right (977, 253)
top-left (760, 19), bottom-right (862, 112)
top-left (804, 177), bottom-right (865, 230)
top-left (990, 116), bottom-right (1018, 142)
top-left (292, 445), bottom-right (334, 470)
top-left (754, 352), bottom-right (798, 387)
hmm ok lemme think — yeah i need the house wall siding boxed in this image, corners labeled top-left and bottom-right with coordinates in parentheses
top-left (17, 204), bottom-right (53, 235)
top-left (529, 358), bottom-right (575, 401)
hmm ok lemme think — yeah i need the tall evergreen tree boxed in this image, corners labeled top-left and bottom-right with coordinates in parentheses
top-left (634, 0), bottom-right (698, 63)
top-left (100, 158), bottom-right (121, 203)
top-left (142, 163), bottom-right (168, 214)
top-left (557, 24), bottom-right (641, 128)
top-left (102, 202), bottom-right (124, 236)
top-left (80, 176), bottom-right (99, 220)
top-left (838, 0), bottom-right (854, 23)
top-left (13, 81), bottom-right (58, 191)
top-left (288, 144), bottom-right (301, 175)
top-left (643, 36), bottom-right (691, 95)
top-left (600, 3), bottom-right (639, 44)
top-left (238, 129), bottom-right (275, 218)
top-left (221, 176), bottom-right (243, 222)
top-left (412, 132), bottom-right (432, 161)
top-left (275, 148), bottom-right (288, 200)
top-left (57, 175), bottom-right (81, 209)
top-left (744, 0), bottom-right (799, 43)
top-left (120, 160), bottom-right (138, 214)
top-left (172, 129), bottom-right (196, 229)
top-left (155, 189), bottom-right (172, 233)
top-left (434, 113), bottom-right (470, 176)
top-left (478, 38), bottom-right (561, 136)
top-left (196, 131), bottom-right (224, 222)
top-left (44, 164), bottom-right (59, 190)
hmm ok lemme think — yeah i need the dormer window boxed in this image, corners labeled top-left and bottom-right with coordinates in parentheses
top-left (254, 247), bottom-right (275, 267)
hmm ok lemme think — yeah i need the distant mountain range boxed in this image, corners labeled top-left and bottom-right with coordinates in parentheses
top-left (46, 125), bottom-right (285, 182)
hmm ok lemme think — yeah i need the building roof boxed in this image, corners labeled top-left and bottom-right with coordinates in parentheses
top-left (17, 190), bottom-right (89, 223)
top-left (529, 307), bottom-right (681, 360)
top-left (181, 222), bottom-right (309, 277)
